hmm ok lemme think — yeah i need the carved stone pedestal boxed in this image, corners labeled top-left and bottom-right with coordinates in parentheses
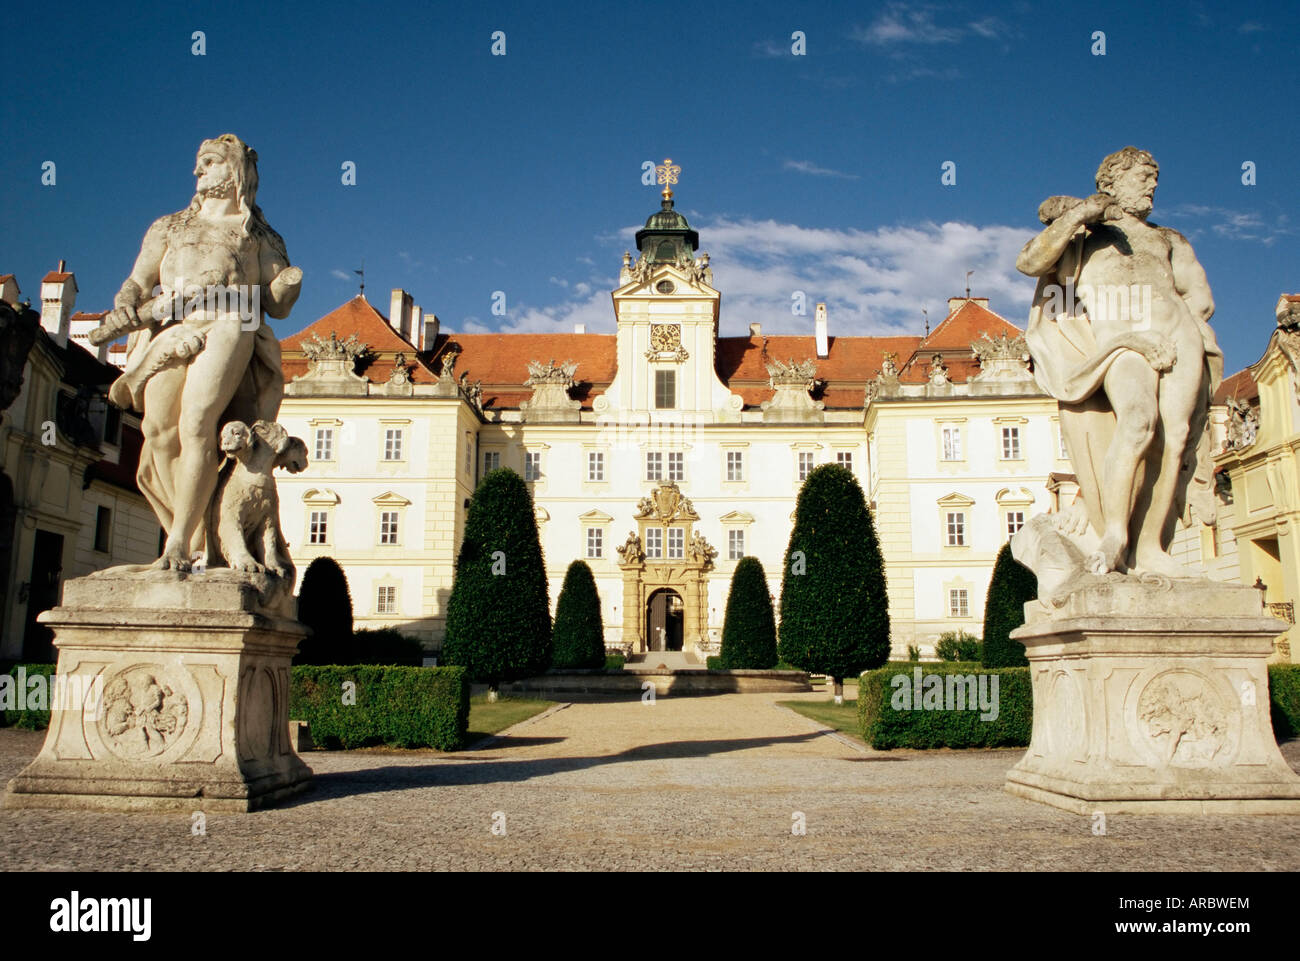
top-left (4, 569), bottom-right (312, 812)
top-left (1005, 577), bottom-right (1300, 815)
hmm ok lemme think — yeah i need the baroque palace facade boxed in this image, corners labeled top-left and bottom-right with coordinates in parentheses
top-left (275, 187), bottom-right (1068, 659)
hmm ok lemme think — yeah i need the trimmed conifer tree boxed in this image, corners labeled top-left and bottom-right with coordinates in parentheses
top-left (552, 560), bottom-right (605, 669)
top-left (441, 468), bottom-right (552, 697)
top-left (777, 463), bottom-right (890, 701)
top-left (294, 556), bottom-right (353, 665)
top-left (720, 556), bottom-right (778, 669)
top-left (982, 542), bottom-right (1037, 668)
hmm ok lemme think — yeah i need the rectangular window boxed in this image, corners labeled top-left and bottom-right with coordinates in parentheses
top-left (309, 510), bottom-right (329, 545)
top-left (314, 428), bottom-right (334, 462)
top-left (588, 451), bottom-right (604, 482)
top-left (942, 426), bottom-right (962, 461)
top-left (949, 588), bottom-right (969, 618)
top-left (946, 511), bottom-right (966, 547)
top-left (667, 527), bottom-right (684, 559)
top-left (525, 451), bottom-right (541, 482)
top-left (1001, 426), bottom-right (1021, 460)
top-left (376, 585), bottom-right (397, 615)
top-left (383, 428), bottom-right (403, 461)
top-left (667, 451), bottom-right (683, 482)
top-left (1006, 511), bottom-right (1025, 539)
top-left (645, 528), bottom-right (663, 559)
top-left (654, 369), bottom-right (676, 409)
top-left (1058, 428), bottom-right (1069, 460)
top-left (646, 451), bottom-right (663, 481)
top-left (465, 433), bottom-right (473, 475)
top-left (103, 406), bottom-right (122, 446)
top-left (728, 528), bottom-right (745, 561)
top-left (797, 451), bottom-right (815, 482)
top-left (726, 450), bottom-right (744, 482)
top-left (586, 527), bottom-right (603, 559)
top-left (836, 451), bottom-right (853, 472)
top-left (483, 450), bottom-right (501, 473)
top-left (94, 506), bottom-right (112, 553)
top-left (380, 511), bottom-right (399, 545)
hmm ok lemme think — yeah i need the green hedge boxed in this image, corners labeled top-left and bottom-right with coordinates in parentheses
top-left (859, 662), bottom-right (1032, 749)
top-left (604, 654), bottom-right (626, 671)
top-left (290, 665), bottom-right (469, 750)
top-left (1, 664), bottom-right (55, 729)
top-left (1271, 664), bottom-right (1300, 739)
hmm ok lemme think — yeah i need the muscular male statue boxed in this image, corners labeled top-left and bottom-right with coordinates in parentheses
top-left (1016, 147), bottom-right (1222, 578)
top-left (98, 135), bottom-right (302, 571)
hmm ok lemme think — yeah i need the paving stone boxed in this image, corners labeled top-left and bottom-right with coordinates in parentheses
top-left (2, 691), bottom-right (1297, 871)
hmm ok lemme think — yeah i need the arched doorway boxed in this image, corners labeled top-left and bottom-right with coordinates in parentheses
top-left (645, 588), bottom-right (684, 652)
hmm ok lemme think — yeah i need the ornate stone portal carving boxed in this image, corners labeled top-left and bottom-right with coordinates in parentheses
top-left (1223, 396), bottom-right (1259, 452)
top-left (619, 483), bottom-right (715, 655)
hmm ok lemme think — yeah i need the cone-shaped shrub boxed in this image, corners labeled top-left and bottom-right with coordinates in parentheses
top-left (441, 468), bottom-right (552, 689)
top-left (982, 542), bottom-right (1036, 668)
top-left (552, 560), bottom-right (605, 669)
top-left (720, 556), bottom-right (778, 669)
top-left (777, 464), bottom-right (890, 695)
top-left (295, 556), bottom-right (353, 665)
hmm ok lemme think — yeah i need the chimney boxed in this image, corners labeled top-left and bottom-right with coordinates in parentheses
top-left (411, 305), bottom-right (423, 347)
top-left (749, 322), bottom-right (761, 338)
top-left (41, 261), bottom-right (77, 348)
top-left (573, 323), bottom-right (586, 334)
top-left (0, 274), bottom-right (18, 306)
top-left (814, 302), bottom-right (829, 359)
top-left (389, 288), bottom-right (413, 341)
top-left (423, 314), bottom-right (441, 352)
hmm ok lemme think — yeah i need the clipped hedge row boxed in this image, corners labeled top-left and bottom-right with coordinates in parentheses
top-left (859, 662), bottom-right (1032, 749)
top-left (290, 665), bottom-right (469, 751)
top-left (1, 663), bottom-right (55, 729)
top-left (1271, 664), bottom-right (1300, 739)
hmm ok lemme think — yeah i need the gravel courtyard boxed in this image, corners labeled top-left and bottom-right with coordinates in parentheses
top-left (3, 691), bottom-right (1298, 871)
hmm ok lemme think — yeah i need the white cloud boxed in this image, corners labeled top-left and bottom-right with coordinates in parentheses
top-left (784, 159), bottom-right (860, 179)
top-left (852, 4), bottom-right (965, 45)
top-left (330, 269), bottom-right (350, 281)
top-left (1162, 204), bottom-right (1294, 246)
top-left (467, 218), bottom-right (1039, 337)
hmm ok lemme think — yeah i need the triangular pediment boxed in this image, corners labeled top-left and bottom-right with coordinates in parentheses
top-left (613, 263), bottom-right (719, 298)
top-left (718, 510), bottom-right (755, 524)
top-left (372, 491), bottom-right (412, 507)
top-left (579, 509), bottom-right (614, 523)
top-left (936, 492), bottom-right (976, 508)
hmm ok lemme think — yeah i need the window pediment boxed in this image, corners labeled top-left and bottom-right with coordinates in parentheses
top-left (302, 488), bottom-right (340, 506)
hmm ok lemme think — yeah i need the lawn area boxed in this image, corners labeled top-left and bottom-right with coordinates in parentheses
top-left (779, 698), bottom-right (862, 740)
top-left (466, 695), bottom-right (554, 742)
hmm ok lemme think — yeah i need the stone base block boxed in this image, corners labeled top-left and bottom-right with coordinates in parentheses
top-left (1005, 576), bottom-right (1300, 815)
top-left (4, 569), bottom-right (313, 813)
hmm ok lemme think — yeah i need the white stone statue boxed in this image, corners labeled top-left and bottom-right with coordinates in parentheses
top-left (206, 421), bottom-right (307, 586)
top-left (1015, 147), bottom-right (1223, 581)
top-left (96, 135), bottom-right (303, 573)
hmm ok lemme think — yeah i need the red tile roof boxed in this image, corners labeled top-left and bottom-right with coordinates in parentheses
top-left (434, 333), bottom-right (618, 410)
top-left (280, 295), bottom-right (437, 384)
top-left (279, 296), bottom-right (1026, 409)
top-left (42, 271), bottom-right (74, 284)
top-left (899, 299), bottom-right (1023, 384)
top-left (717, 333), bottom-right (922, 407)
top-left (1214, 367), bottom-right (1258, 406)
top-left (0, 274), bottom-right (14, 284)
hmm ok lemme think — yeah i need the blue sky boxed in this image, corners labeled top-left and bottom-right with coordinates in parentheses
top-left (3, 0), bottom-right (1295, 376)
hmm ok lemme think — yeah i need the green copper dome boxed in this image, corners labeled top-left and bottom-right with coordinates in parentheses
top-left (635, 198), bottom-right (699, 265)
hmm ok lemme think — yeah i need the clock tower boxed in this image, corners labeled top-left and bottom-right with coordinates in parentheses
top-left (598, 160), bottom-right (743, 424)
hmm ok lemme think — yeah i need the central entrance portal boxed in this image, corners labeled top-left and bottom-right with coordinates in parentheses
top-left (645, 588), bottom-right (684, 652)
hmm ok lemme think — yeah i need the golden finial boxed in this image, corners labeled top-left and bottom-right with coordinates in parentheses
top-left (656, 157), bottom-right (681, 201)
